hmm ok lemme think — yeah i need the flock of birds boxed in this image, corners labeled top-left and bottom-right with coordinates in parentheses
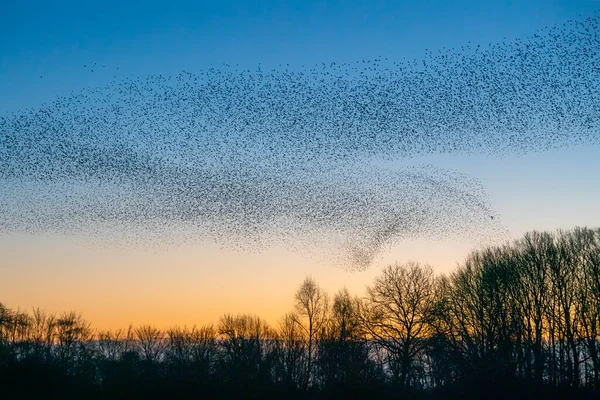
top-left (1, 13), bottom-right (598, 269)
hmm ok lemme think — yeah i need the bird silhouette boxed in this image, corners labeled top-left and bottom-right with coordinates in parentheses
top-left (1, 12), bottom-right (598, 269)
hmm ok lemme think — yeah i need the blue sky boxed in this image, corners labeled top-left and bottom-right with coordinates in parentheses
top-left (2, 0), bottom-right (599, 114)
top-left (1, 0), bottom-right (599, 327)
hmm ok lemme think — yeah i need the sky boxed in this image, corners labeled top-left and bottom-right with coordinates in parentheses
top-left (1, 0), bottom-right (599, 330)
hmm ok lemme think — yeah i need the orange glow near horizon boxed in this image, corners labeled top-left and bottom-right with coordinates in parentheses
top-left (0, 232), bottom-right (474, 331)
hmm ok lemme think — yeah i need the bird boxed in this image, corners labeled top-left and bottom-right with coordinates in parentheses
top-left (1, 11), bottom-right (598, 269)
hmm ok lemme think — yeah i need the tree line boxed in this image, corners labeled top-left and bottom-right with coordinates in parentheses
top-left (1, 226), bottom-right (599, 399)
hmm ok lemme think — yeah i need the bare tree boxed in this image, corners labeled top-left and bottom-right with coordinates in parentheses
top-left (275, 312), bottom-right (306, 388)
top-left (189, 324), bottom-right (217, 378)
top-left (134, 324), bottom-right (165, 363)
top-left (54, 311), bottom-right (93, 376)
top-left (164, 324), bottom-right (216, 382)
top-left (3, 226), bottom-right (600, 397)
top-left (318, 288), bottom-right (375, 387)
top-left (97, 328), bottom-right (128, 361)
top-left (292, 276), bottom-right (329, 388)
top-left (14, 307), bottom-right (57, 365)
top-left (218, 314), bottom-right (276, 386)
top-left (546, 230), bottom-right (582, 387)
top-left (573, 227), bottom-right (600, 387)
top-left (513, 231), bottom-right (553, 383)
top-left (359, 262), bottom-right (435, 387)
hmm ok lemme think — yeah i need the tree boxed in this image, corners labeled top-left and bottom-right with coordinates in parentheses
top-left (134, 324), bottom-right (164, 363)
top-left (318, 288), bottom-right (377, 389)
top-left (359, 262), bottom-right (435, 388)
top-left (275, 312), bottom-right (306, 389)
top-left (218, 314), bottom-right (276, 388)
top-left (572, 228), bottom-right (600, 387)
top-left (512, 231), bottom-right (553, 384)
top-left (292, 276), bottom-right (329, 389)
top-left (54, 311), bottom-right (93, 377)
top-left (164, 324), bottom-right (216, 383)
top-left (437, 247), bottom-right (524, 387)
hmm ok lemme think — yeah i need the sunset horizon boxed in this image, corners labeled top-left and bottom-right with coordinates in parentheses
top-left (1, 1), bottom-right (599, 398)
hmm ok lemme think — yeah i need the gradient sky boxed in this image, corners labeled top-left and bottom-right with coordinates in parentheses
top-left (1, 0), bottom-right (599, 330)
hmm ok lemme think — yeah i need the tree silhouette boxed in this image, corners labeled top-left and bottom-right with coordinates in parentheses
top-left (292, 276), bottom-right (329, 389)
top-left (1, 226), bottom-right (600, 399)
top-left (358, 262), bottom-right (435, 388)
